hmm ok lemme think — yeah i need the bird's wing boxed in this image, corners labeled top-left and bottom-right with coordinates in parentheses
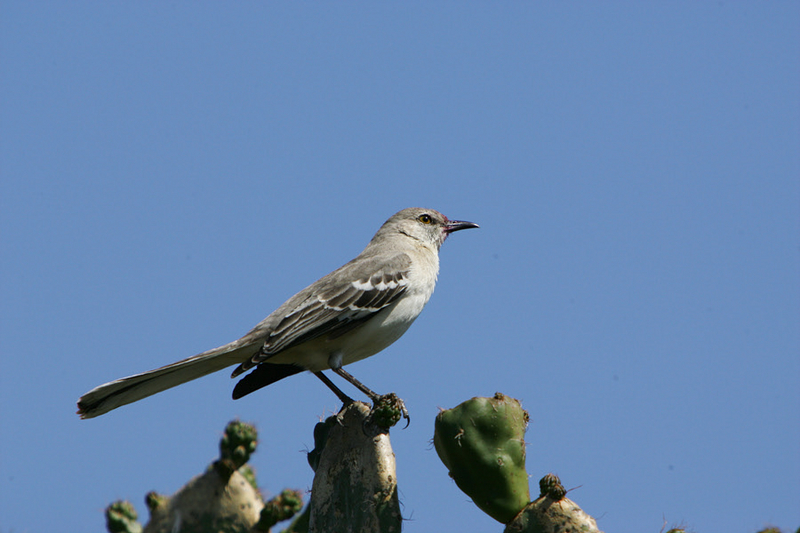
top-left (231, 252), bottom-right (412, 376)
top-left (266, 254), bottom-right (411, 352)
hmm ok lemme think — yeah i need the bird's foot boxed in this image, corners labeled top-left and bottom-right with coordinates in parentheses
top-left (369, 392), bottom-right (409, 429)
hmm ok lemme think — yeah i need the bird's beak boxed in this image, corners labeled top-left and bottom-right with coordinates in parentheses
top-left (444, 219), bottom-right (480, 233)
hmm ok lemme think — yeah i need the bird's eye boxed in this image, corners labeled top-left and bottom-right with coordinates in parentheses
top-left (419, 214), bottom-right (432, 224)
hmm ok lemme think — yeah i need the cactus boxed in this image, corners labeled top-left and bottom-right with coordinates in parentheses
top-left (306, 401), bottom-right (402, 533)
top-left (257, 489), bottom-right (304, 531)
top-left (504, 473), bottom-right (601, 533)
top-left (307, 415), bottom-right (337, 473)
top-left (106, 500), bottom-right (143, 533)
top-left (281, 504), bottom-right (310, 533)
top-left (95, 394), bottom-right (766, 532)
top-left (434, 392), bottom-right (530, 524)
top-left (435, 394), bottom-right (604, 532)
top-left (217, 420), bottom-right (259, 478)
top-left (103, 420), bottom-right (303, 533)
top-left (370, 392), bottom-right (407, 428)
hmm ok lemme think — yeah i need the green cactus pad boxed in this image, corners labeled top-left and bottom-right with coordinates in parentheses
top-left (257, 489), bottom-right (304, 530)
top-left (219, 420), bottom-right (258, 470)
top-left (434, 393), bottom-right (530, 524)
top-left (105, 500), bottom-right (143, 533)
top-left (144, 492), bottom-right (168, 513)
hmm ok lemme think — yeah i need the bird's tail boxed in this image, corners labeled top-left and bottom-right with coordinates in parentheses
top-left (77, 340), bottom-right (260, 419)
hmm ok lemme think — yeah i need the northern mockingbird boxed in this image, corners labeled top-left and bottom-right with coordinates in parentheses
top-left (77, 207), bottom-right (478, 419)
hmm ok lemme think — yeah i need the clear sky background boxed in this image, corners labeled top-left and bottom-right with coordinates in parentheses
top-left (1, 3), bottom-right (798, 533)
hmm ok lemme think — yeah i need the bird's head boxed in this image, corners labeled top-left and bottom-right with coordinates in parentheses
top-left (376, 207), bottom-right (479, 250)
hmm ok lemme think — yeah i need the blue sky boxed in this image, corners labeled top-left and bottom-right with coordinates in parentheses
top-left (1, 3), bottom-right (798, 532)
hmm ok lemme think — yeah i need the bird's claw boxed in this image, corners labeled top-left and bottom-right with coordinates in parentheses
top-left (368, 392), bottom-right (409, 429)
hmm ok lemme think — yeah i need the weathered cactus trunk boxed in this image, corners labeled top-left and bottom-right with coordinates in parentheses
top-left (103, 421), bottom-right (304, 533)
top-left (504, 473), bottom-right (601, 533)
top-left (308, 401), bottom-right (402, 533)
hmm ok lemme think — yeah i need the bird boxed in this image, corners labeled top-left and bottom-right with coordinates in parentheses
top-left (77, 208), bottom-right (478, 419)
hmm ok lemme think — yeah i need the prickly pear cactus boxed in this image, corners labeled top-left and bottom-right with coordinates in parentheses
top-left (218, 420), bottom-right (259, 473)
top-left (259, 489), bottom-right (305, 532)
top-left (434, 392), bottom-right (530, 524)
top-left (106, 500), bottom-right (142, 533)
top-left (504, 473), bottom-right (602, 533)
top-left (142, 420), bottom-right (265, 533)
top-left (103, 421), bottom-right (304, 533)
top-left (143, 465), bottom-right (263, 533)
top-left (307, 401), bottom-right (401, 533)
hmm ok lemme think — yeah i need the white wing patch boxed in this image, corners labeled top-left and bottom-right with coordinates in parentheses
top-left (351, 279), bottom-right (398, 291)
top-left (351, 277), bottom-right (405, 294)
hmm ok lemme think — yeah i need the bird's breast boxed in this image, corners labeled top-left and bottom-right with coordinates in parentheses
top-left (336, 288), bottom-right (432, 366)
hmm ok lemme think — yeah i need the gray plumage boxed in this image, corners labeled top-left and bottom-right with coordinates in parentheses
top-left (77, 207), bottom-right (478, 419)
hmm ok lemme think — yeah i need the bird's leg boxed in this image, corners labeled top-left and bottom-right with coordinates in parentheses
top-left (330, 367), bottom-right (379, 400)
top-left (313, 371), bottom-right (354, 405)
top-left (331, 367), bottom-right (410, 427)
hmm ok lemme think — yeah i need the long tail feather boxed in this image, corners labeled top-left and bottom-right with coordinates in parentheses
top-left (77, 341), bottom-right (260, 419)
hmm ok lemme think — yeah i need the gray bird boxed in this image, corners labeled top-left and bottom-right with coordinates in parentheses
top-left (77, 207), bottom-right (478, 419)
